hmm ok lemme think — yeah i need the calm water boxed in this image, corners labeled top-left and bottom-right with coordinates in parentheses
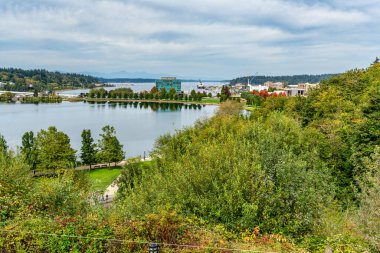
top-left (0, 101), bottom-right (217, 158)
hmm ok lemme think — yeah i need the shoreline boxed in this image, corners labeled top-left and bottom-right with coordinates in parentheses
top-left (65, 97), bottom-right (220, 105)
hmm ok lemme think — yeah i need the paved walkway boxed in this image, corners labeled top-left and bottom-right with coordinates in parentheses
top-left (100, 175), bottom-right (121, 206)
top-left (99, 156), bottom-right (152, 206)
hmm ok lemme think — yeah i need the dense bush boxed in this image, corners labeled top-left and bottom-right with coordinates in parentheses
top-left (0, 152), bottom-right (32, 225)
top-left (358, 147), bottom-right (380, 251)
top-left (118, 113), bottom-right (334, 236)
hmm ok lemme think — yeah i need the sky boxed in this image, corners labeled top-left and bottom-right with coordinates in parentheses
top-left (0, 0), bottom-right (379, 80)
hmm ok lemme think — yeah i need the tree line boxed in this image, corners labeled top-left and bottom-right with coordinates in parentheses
top-left (230, 73), bottom-right (337, 85)
top-left (88, 87), bottom-right (212, 102)
top-left (1, 125), bottom-right (124, 172)
top-left (0, 68), bottom-right (100, 92)
top-left (0, 92), bottom-right (63, 103)
top-left (99, 101), bottom-right (205, 111)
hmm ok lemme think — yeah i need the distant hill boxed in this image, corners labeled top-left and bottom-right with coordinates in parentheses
top-left (230, 74), bottom-right (338, 85)
top-left (0, 68), bottom-right (101, 92)
top-left (99, 78), bottom-right (157, 83)
top-left (99, 78), bottom-right (224, 83)
top-left (82, 71), bottom-right (164, 79)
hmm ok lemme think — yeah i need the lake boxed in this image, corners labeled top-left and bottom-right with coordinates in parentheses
top-left (0, 101), bottom-right (217, 158)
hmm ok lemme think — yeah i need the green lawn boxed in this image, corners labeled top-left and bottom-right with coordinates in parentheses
top-left (244, 105), bottom-right (258, 112)
top-left (201, 97), bottom-right (220, 104)
top-left (87, 167), bottom-right (123, 192)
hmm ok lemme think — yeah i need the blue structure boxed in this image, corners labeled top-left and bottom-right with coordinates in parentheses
top-left (155, 77), bottom-right (181, 92)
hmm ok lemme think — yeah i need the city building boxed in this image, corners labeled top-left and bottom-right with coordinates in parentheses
top-left (155, 77), bottom-right (182, 92)
top-left (248, 84), bottom-right (267, 92)
top-left (284, 88), bottom-right (305, 96)
top-left (297, 83), bottom-right (319, 94)
top-left (283, 83), bottom-right (319, 96)
top-left (264, 81), bottom-right (284, 90)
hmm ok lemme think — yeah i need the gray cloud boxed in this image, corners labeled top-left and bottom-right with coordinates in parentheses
top-left (0, 0), bottom-right (378, 79)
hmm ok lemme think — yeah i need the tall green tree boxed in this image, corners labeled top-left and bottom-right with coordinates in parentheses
top-left (150, 86), bottom-right (158, 94)
top-left (97, 125), bottom-right (124, 166)
top-left (35, 126), bottom-right (76, 171)
top-left (0, 134), bottom-right (8, 155)
top-left (80, 129), bottom-right (97, 168)
top-left (160, 88), bottom-right (167, 99)
top-left (21, 131), bottom-right (37, 170)
top-left (168, 88), bottom-right (177, 100)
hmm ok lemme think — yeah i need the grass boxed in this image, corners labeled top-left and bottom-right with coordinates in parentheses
top-left (201, 97), bottom-right (220, 104)
top-left (244, 105), bottom-right (258, 111)
top-left (87, 167), bottom-right (123, 192)
top-left (33, 161), bottom-right (155, 193)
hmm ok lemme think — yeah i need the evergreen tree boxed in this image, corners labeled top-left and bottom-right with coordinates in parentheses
top-left (0, 134), bottom-right (7, 155)
top-left (168, 88), bottom-right (177, 100)
top-left (80, 129), bottom-right (97, 169)
top-left (190, 89), bottom-right (196, 99)
top-left (160, 88), bottom-right (167, 99)
top-left (21, 131), bottom-right (37, 170)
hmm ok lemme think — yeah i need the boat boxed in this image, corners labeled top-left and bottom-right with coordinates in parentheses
top-left (197, 80), bottom-right (205, 89)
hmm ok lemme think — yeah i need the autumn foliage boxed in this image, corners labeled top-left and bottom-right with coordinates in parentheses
top-left (250, 90), bottom-right (286, 98)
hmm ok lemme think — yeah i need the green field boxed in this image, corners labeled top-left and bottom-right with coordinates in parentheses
top-left (87, 167), bottom-right (123, 192)
top-left (201, 97), bottom-right (220, 104)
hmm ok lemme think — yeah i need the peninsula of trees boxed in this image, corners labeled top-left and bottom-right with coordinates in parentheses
top-left (0, 68), bottom-right (101, 92)
top-left (230, 73), bottom-right (337, 85)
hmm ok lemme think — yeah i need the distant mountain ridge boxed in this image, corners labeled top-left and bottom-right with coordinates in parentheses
top-left (81, 71), bottom-right (226, 82)
top-left (98, 78), bottom-right (225, 83)
top-left (81, 71), bottom-right (163, 79)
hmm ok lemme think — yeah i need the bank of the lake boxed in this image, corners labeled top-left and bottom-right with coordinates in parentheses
top-left (0, 101), bottom-right (217, 157)
top-left (66, 97), bottom-right (221, 105)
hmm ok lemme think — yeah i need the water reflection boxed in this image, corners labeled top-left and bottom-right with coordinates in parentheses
top-left (86, 101), bottom-right (206, 112)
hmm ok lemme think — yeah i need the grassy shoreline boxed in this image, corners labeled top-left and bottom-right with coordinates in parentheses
top-left (65, 97), bottom-right (221, 105)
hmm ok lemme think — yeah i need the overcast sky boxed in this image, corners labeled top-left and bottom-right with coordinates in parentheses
top-left (0, 0), bottom-right (379, 79)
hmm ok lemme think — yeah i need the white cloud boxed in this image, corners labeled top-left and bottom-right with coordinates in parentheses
top-left (0, 0), bottom-right (378, 79)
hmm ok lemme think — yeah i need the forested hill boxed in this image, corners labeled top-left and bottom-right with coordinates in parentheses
top-left (98, 78), bottom-right (156, 83)
top-left (0, 68), bottom-right (101, 92)
top-left (230, 73), bottom-right (337, 85)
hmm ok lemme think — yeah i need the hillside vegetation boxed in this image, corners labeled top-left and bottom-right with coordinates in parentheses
top-left (0, 68), bottom-right (100, 92)
top-left (117, 63), bottom-right (380, 251)
top-left (230, 73), bottom-right (337, 85)
top-left (0, 63), bottom-right (379, 252)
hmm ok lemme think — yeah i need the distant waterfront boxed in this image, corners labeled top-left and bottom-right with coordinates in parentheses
top-left (57, 81), bottom-right (224, 96)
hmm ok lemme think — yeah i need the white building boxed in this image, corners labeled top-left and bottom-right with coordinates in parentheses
top-left (248, 84), bottom-right (267, 92)
top-left (284, 88), bottom-right (305, 96)
top-left (297, 83), bottom-right (319, 94)
top-left (264, 81), bottom-right (284, 89)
